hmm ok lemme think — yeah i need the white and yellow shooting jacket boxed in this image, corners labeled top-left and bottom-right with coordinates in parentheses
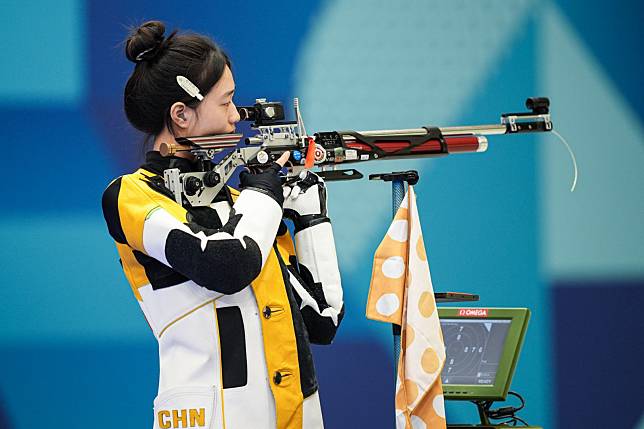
top-left (101, 152), bottom-right (344, 429)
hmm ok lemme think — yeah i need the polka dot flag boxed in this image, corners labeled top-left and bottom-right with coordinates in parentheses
top-left (366, 186), bottom-right (446, 429)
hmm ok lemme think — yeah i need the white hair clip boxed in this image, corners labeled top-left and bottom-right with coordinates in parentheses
top-left (176, 75), bottom-right (204, 101)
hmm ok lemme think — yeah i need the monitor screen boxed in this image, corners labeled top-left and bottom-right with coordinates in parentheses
top-left (437, 308), bottom-right (530, 401)
top-left (440, 318), bottom-right (511, 386)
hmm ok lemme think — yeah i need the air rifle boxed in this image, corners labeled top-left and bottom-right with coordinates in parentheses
top-left (160, 97), bottom-right (553, 207)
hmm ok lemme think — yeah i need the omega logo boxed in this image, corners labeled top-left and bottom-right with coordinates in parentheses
top-left (458, 308), bottom-right (488, 317)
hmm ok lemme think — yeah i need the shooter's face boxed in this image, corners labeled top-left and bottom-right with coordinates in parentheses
top-left (187, 65), bottom-right (240, 136)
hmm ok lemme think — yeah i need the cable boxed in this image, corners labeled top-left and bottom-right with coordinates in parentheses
top-left (472, 391), bottom-right (530, 427)
top-left (497, 415), bottom-right (530, 427)
top-left (551, 129), bottom-right (579, 192)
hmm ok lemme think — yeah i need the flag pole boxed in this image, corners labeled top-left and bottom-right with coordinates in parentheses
top-left (391, 177), bottom-right (404, 376)
top-left (369, 170), bottom-right (420, 377)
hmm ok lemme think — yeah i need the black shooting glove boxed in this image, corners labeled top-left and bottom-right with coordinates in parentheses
top-left (239, 162), bottom-right (285, 206)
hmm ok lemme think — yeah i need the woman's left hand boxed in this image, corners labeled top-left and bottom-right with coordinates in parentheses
top-left (283, 170), bottom-right (327, 220)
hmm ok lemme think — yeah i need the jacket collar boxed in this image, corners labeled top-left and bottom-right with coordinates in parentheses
top-left (141, 151), bottom-right (197, 176)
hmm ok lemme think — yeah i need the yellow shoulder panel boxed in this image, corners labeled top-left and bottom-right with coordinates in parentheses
top-left (115, 242), bottom-right (148, 301)
top-left (118, 169), bottom-right (188, 253)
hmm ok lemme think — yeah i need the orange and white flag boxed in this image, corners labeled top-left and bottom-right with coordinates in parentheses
top-left (366, 186), bottom-right (446, 429)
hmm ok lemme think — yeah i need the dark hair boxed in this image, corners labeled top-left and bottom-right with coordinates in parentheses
top-left (123, 20), bottom-right (231, 136)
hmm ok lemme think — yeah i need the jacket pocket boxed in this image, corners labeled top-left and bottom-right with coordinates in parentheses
top-left (153, 386), bottom-right (220, 429)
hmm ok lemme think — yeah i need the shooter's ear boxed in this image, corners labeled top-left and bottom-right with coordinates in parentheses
top-left (169, 102), bottom-right (193, 130)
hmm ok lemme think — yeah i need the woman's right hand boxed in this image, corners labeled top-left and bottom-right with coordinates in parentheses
top-left (239, 151), bottom-right (290, 206)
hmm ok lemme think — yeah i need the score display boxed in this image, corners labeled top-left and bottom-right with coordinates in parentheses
top-left (440, 319), bottom-right (511, 385)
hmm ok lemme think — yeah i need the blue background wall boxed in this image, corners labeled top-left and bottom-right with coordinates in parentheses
top-left (1, 1), bottom-right (642, 428)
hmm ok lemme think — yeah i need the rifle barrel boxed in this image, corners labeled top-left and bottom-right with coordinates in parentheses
top-left (353, 124), bottom-right (507, 137)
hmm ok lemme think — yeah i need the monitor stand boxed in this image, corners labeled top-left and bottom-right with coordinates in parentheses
top-left (445, 401), bottom-right (543, 429)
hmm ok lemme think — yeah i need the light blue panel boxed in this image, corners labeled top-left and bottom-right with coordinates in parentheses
top-left (295, 0), bottom-right (536, 131)
top-left (0, 0), bottom-right (85, 104)
top-left (0, 216), bottom-right (150, 343)
top-left (0, 341), bottom-right (158, 429)
top-left (539, 3), bottom-right (644, 279)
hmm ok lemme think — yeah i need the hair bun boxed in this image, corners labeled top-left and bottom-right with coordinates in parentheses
top-left (125, 20), bottom-right (166, 63)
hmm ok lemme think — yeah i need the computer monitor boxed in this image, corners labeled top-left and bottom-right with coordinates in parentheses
top-left (438, 307), bottom-right (530, 401)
